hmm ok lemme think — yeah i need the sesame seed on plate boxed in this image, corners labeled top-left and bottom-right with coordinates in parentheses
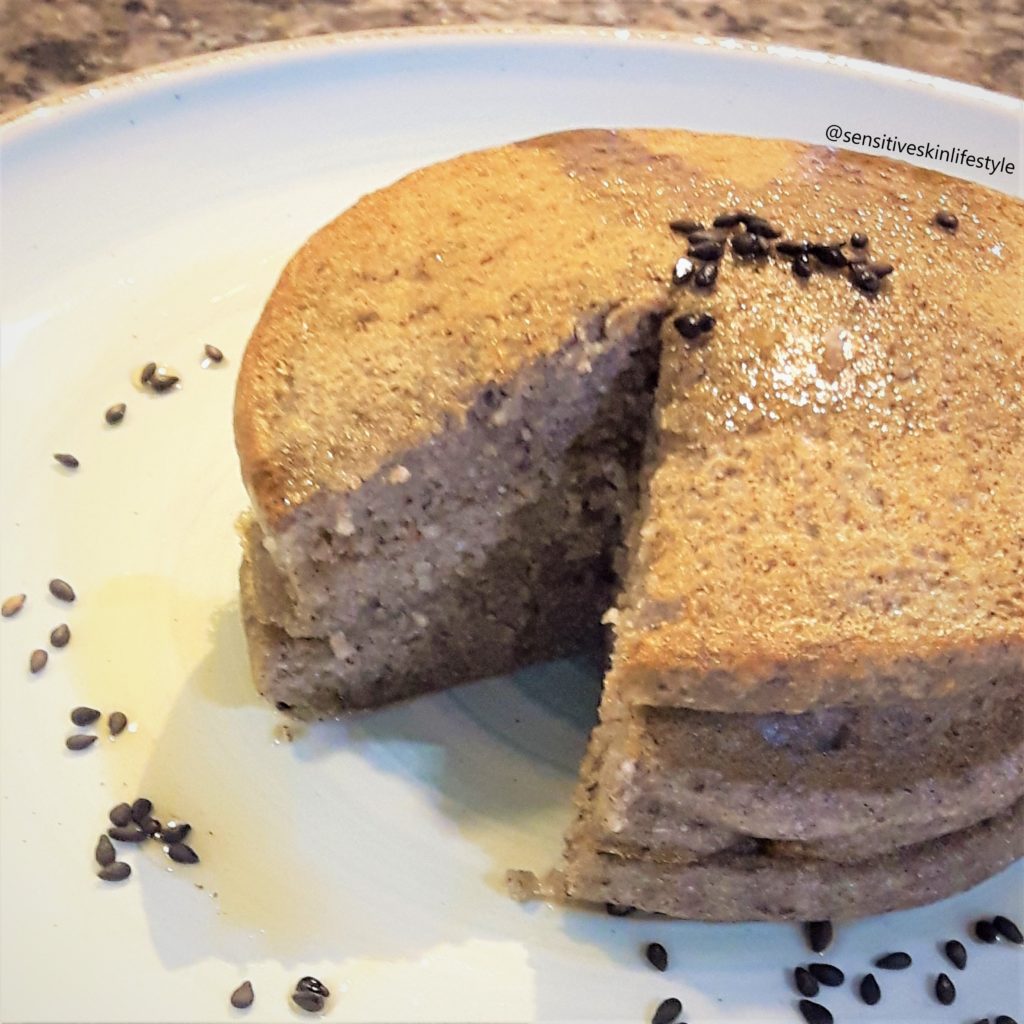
top-left (651, 996), bottom-right (682, 1024)
top-left (107, 825), bottom-right (147, 843)
top-left (944, 939), bottom-right (967, 969)
top-left (167, 842), bottom-right (199, 865)
top-left (935, 972), bottom-right (956, 1005)
top-left (645, 942), bottom-right (668, 972)
top-left (71, 706), bottom-right (100, 726)
top-left (874, 952), bottom-right (912, 969)
top-left (98, 861), bottom-right (131, 882)
top-left (859, 973), bottom-right (881, 1005)
top-left (48, 579), bottom-right (75, 602)
top-left (794, 967), bottom-right (819, 997)
top-left (230, 981), bottom-right (254, 1009)
top-left (109, 803), bottom-right (132, 827)
top-left (797, 999), bottom-right (833, 1024)
top-left (808, 963), bottom-right (844, 987)
top-left (95, 834), bottom-right (116, 867)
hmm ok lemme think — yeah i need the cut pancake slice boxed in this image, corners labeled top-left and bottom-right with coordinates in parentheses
top-left (239, 298), bottom-right (670, 715)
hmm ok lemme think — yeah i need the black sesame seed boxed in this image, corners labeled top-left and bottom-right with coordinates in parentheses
top-left (66, 733), bottom-right (97, 751)
top-left (109, 803), bottom-right (132, 827)
top-left (651, 996), bottom-right (682, 1024)
top-left (713, 211), bottom-right (744, 228)
top-left (860, 973), bottom-right (881, 1005)
top-left (850, 265), bottom-right (881, 294)
top-left (798, 999), bottom-right (833, 1024)
top-left (2, 593), bottom-right (26, 617)
top-left (732, 233), bottom-right (769, 258)
top-left (48, 578), bottom-right (75, 602)
top-left (805, 920), bottom-right (834, 954)
top-left (605, 903), bottom-right (635, 917)
top-left (745, 217), bottom-right (781, 239)
top-left (776, 240), bottom-right (811, 257)
top-left (975, 919), bottom-right (999, 943)
top-left (140, 816), bottom-right (162, 837)
top-left (71, 706), bottom-right (100, 726)
top-left (673, 313), bottom-right (703, 340)
top-left (808, 963), bottom-right (844, 987)
top-left (993, 915), bottom-right (1023, 943)
top-left (811, 244), bottom-right (848, 268)
top-left (687, 229), bottom-right (726, 245)
top-left (645, 942), bottom-right (668, 972)
top-left (131, 798), bottom-right (152, 824)
top-left (291, 992), bottom-right (324, 1013)
top-left (793, 254), bottom-right (813, 278)
top-left (935, 210), bottom-right (959, 231)
top-left (689, 240), bottom-right (724, 262)
top-left (109, 711), bottom-right (128, 736)
top-left (54, 453), bottom-right (79, 469)
top-left (672, 257), bottom-right (695, 286)
top-left (296, 977), bottom-right (331, 998)
top-left (669, 218), bottom-right (703, 235)
top-left (794, 967), bottom-right (819, 997)
top-left (944, 939), bottom-right (967, 969)
top-left (140, 361), bottom-right (157, 384)
top-left (935, 973), bottom-right (956, 1005)
top-left (105, 402), bottom-right (126, 425)
top-left (159, 821), bottom-right (191, 844)
top-left (30, 649), bottom-right (48, 674)
top-left (230, 981), bottom-right (254, 1010)
top-left (850, 232), bottom-right (869, 249)
top-left (275, 701), bottom-right (293, 712)
top-left (868, 261), bottom-right (894, 278)
top-left (203, 344), bottom-right (224, 363)
top-left (694, 262), bottom-right (718, 288)
top-left (874, 952), bottom-right (912, 970)
top-left (50, 623), bottom-right (71, 648)
top-left (108, 825), bottom-right (148, 843)
top-left (167, 842), bottom-right (199, 864)
top-left (996, 1016), bottom-right (1019, 1024)
top-left (150, 372), bottom-right (179, 393)
top-left (98, 861), bottom-right (131, 882)
top-left (95, 834), bottom-right (116, 867)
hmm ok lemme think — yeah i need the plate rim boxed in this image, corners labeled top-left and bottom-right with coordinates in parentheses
top-left (3, 22), bottom-right (1021, 137)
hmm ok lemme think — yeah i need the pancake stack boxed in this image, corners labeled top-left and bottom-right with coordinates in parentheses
top-left (235, 128), bottom-right (1024, 919)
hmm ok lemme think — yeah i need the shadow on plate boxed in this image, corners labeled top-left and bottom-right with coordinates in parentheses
top-left (127, 597), bottom-right (621, 977)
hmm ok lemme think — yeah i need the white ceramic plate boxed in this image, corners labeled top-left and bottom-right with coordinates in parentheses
top-left (1, 27), bottom-right (1022, 1024)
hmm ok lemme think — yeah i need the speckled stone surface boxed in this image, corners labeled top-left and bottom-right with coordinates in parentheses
top-left (3, 0), bottom-right (1022, 113)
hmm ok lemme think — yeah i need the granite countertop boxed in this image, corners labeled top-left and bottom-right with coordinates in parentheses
top-left (4, 0), bottom-right (1023, 113)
